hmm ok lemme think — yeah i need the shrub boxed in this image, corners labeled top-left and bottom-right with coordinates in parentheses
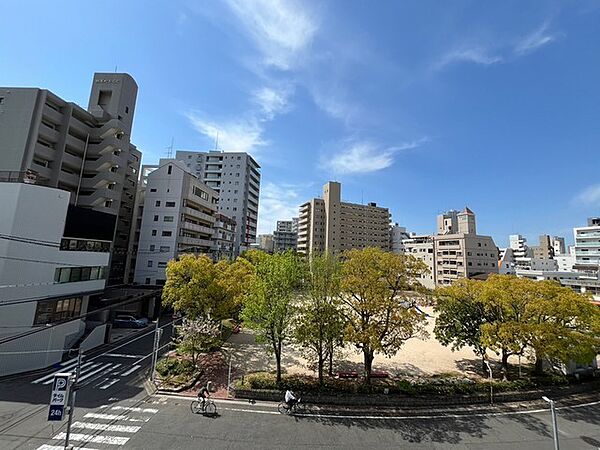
top-left (156, 358), bottom-right (194, 378)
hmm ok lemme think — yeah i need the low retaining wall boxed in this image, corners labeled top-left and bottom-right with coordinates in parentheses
top-left (234, 379), bottom-right (600, 407)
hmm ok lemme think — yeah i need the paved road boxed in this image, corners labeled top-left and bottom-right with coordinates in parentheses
top-left (0, 320), bottom-right (599, 449)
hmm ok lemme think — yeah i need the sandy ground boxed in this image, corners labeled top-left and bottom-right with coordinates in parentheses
top-left (223, 307), bottom-right (519, 380)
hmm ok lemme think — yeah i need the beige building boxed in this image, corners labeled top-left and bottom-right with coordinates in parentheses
top-left (433, 208), bottom-right (499, 285)
top-left (297, 181), bottom-right (390, 255)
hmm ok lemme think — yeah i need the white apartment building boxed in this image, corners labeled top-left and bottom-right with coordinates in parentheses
top-left (273, 218), bottom-right (298, 252)
top-left (390, 223), bottom-right (411, 254)
top-left (175, 150), bottom-right (260, 255)
top-left (0, 181), bottom-right (110, 376)
top-left (573, 217), bottom-right (600, 274)
top-left (297, 181), bottom-right (390, 255)
top-left (134, 161), bottom-right (218, 285)
top-left (0, 73), bottom-right (141, 285)
top-left (402, 234), bottom-right (436, 289)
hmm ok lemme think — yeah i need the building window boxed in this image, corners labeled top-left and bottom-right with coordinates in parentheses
top-left (125, 106), bottom-right (129, 114)
top-left (150, 188), bottom-right (157, 192)
top-left (162, 231), bottom-right (172, 237)
top-left (155, 201), bottom-right (161, 207)
top-left (54, 266), bottom-right (107, 284)
top-left (150, 244), bottom-right (155, 251)
top-left (168, 165), bottom-right (173, 175)
top-left (145, 278), bottom-right (151, 285)
top-left (166, 201), bottom-right (176, 207)
top-left (152, 230), bottom-right (157, 236)
top-left (154, 215), bottom-right (159, 221)
top-left (34, 297), bottom-right (82, 325)
top-left (164, 216), bottom-right (174, 222)
top-left (157, 262), bottom-right (167, 268)
top-left (160, 246), bottom-right (170, 252)
top-left (148, 260), bottom-right (153, 267)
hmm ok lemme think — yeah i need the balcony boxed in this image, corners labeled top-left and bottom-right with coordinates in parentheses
top-left (182, 207), bottom-right (215, 224)
top-left (179, 236), bottom-right (213, 248)
top-left (181, 221), bottom-right (214, 236)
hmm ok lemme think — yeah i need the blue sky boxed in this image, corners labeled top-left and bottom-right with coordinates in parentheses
top-left (2, 1), bottom-right (600, 247)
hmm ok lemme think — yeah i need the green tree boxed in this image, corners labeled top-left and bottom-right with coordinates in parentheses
top-left (295, 253), bottom-right (345, 385)
top-left (434, 278), bottom-right (492, 373)
top-left (175, 317), bottom-right (221, 367)
top-left (241, 251), bottom-right (305, 383)
top-left (163, 254), bottom-right (254, 320)
top-left (339, 248), bottom-right (429, 383)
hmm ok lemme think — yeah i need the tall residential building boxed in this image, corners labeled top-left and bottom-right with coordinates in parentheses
top-left (0, 72), bottom-right (141, 285)
top-left (390, 224), bottom-right (411, 254)
top-left (297, 181), bottom-right (390, 255)
top-left (258, 234), bottom-right (274, 253)
top-left (531, 234), bottom-right (555, 260)
top-left (573, 217), bottom-right (600, 275)
top-left (434, 208), bottom-right (498, 285)
top-left (437, 210), bottom-right (459, 235)
top-left (175, 150), bottom-right (260, 255)
top-left (134, 161), bottom-right (218, 285)
top-left (273, 219), bottom-right (298, 252)
top-left (402, 234), bottom-right (436, 289)
top-left (212, 213), bottom-right (237, 260)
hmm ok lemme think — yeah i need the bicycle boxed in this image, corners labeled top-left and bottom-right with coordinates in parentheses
top-left (277, 397), bottom-right (303, 415)
top-left (190, 396), bottom-right (217, 416)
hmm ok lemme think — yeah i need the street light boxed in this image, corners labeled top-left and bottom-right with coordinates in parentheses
top-left (542, 396), bottom-right (560, 450)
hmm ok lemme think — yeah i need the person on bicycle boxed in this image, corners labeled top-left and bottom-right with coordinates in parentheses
top-left (198, 381), bottom-right (212, 408)
top-left (284, 389), bottom-right (297, 409)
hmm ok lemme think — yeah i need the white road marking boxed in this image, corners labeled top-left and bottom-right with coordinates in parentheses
top-left (84, 412), bottom-right (151, 423)
top-left (72, 421), bottom-right (141, 433)
top-left (222, 407), bottom-right (279, 415)
top-left (111, 405), bottom-right (158, 414)
top-left (37, 445), bottom-right (98, 450)
top-left (77, 363), bottom-right (115, 383)
top-left (40, 362), bottom-right (98, 385)
top-left (120, 364), bottom-right (141, 376)
top-left (35, 361), bottom-right (95, 384)
top-left (52, 432), bottom-right (129, 445)
top-left (99, 378), bottom-right (120, 390)
top-left (104, 353), bottom-right (144, 359)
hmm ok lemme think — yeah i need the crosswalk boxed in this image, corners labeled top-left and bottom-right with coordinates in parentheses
top-left (36, 404), bottom-right (159, 449)
top-left (31, 357), bottom-right (145, 390)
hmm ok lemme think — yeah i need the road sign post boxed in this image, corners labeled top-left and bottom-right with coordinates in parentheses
top-left (63, 348), bottom-right (83, 450)
top-left (47, 373), bottom-right (70, 422)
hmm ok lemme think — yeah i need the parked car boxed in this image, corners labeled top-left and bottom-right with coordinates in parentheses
top-left (113, 315), bottom-right (148, 328)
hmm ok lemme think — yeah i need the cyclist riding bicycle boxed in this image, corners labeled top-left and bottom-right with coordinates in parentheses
top-left (284, 389), bottom-right (297, 409)
top-left (198, 381), bottom-right (213, 408)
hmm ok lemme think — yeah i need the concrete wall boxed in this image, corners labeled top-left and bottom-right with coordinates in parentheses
top-left (80, 323), bottom-right (108, 352)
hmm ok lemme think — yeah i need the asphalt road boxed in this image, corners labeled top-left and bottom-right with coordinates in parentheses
top-left (0, 320), bottom-right (599, 449)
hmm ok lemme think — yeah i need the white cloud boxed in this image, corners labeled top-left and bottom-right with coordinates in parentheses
top-left (224, 0), bottom-right (318, 70)
top-left (514, 22), bottom-right (557, 55)
top-left (574, 184), bottom-right (600, 207)
top-left (252, 85), bottom-right (293, 120)
top-left (186, 111), bottom-right (267, 154)
top-left (435, 48), bottom-right (503, 70)
top-left (323, 138), bottom-right (428, 175)
top-left (258, 181), bottom-right (302, 234)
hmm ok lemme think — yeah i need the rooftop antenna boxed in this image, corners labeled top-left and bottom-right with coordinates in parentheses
top-left (114, 65), bottom-right (118, 73)
top-left (166, 137), bottom-right (174, 158)
top-left (214, 131), bottom-right (219, 151)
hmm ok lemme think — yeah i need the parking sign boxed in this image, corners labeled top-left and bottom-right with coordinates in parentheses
top-left (48, 373), bottom-right (70, 422)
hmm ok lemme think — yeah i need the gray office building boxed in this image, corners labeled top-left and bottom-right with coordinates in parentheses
top-left (175, 150), bottom-right (260, 255)
top-left (0, 73), bottom-right (141, 284)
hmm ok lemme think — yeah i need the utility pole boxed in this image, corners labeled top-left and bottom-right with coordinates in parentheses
top-left (150, 326), bottom-right (163, 382)
top-left (542, 396), bottom-right (560, 450)
top-left (64, 348), bottom-right (83, 450)
top-left (484, 359), bottom-right (493, 405)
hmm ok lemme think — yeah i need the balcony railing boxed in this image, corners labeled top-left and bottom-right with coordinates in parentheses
top-left (0, 170), bottom-right (48, 185)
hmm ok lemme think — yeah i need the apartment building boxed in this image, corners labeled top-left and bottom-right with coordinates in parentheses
top-left (0, 73), bottom-right (141, 285)
top-left (0, 181), bottom-right (111, 375)
top-left (552, 236), bottom-right (567, 255)
top-left (390, 224), bottom-right (411, 254)
top-left (212, 213), bottom-right (236, 260)
top-left (402, 234), bottom-right (436, 289)
top-left (134, 161), bottom-right (218, 285)
top-left (433, 208), bottom-right (498, 285)
top-left (573, 217), bottom-right (600, 274)
top-left (273, 218), bottom-right (298, 252)
top-left (258, 234), bottom-right (275, 253)
top-left (175, 150), bottom-right (260, 255)
top-left (297, 181), bottom-right (390, 255)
